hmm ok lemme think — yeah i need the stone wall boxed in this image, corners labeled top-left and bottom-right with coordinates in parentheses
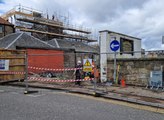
top-left (107, 58), bottom-right (164, 86)
top-left (64, 50), bottom-right (75, 68)
top-left (63, 51), bottom-right (98, 79)
top-left (64, 51), bottom-right (99, 68)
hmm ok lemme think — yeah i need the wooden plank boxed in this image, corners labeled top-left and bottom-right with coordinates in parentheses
top-left (17, 18), bottom-right (91, 34)
top-left (16, 27), bottom-right (97, 42)
top-left (15, 11), bottom-right (33, 17)
top-left (0, 49), bottom-right (26, 81)
top-left (9, 64), bottom-right (26, 67)
top-left (0, 57), bottom-right (25, 59)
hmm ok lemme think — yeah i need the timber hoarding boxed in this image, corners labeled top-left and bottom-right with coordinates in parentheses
top-left (0, 49), bottom-right (26, 82)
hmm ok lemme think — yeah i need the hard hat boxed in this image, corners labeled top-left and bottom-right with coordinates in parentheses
top-left (77, 61), bottom-right (81, 64)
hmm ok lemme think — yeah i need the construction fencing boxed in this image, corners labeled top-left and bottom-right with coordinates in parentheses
top-left (23, 52), bottom-right (99, 92)
top-left (1, 49), bottom-right (163, 92)
top-left (25, 50), bottom-right (164, 92)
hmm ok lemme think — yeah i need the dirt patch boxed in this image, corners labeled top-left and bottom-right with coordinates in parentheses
top-left (138, 97), bottom-right (161, 103)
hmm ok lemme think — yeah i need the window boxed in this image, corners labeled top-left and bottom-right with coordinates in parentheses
top-left (120, 37), bottom-right (134, 55)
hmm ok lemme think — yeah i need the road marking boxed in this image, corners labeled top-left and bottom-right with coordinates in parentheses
top-left (62, 92), bottom-right (164, 114)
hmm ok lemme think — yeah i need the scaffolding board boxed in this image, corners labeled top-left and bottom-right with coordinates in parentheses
top-left (16, 26), bottom-right (96, 42)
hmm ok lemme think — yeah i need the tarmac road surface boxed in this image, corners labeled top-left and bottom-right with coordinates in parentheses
top-left (0, 86), bottom-right (163, 120)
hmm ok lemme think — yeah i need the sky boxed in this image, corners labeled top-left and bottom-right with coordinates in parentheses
top-left (0, 0), bottom-right (164, 50)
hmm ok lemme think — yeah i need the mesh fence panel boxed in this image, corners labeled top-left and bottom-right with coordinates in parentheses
top-left (26, 51), bottom-right (99, 88)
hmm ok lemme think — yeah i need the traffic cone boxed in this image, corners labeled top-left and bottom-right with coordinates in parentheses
top-left (121, 78), bottom-right (126, 87)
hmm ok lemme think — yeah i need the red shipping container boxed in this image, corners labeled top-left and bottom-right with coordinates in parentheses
top-left (27, 49), bottom-right (64, 73)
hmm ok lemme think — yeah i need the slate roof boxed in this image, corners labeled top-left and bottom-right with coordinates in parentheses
top-left (46, 38), bottom-right (58, 48)
top-left (0, 32), bottom-right (55, 50)
top-left (0, 32), bottom-right (98, 53)
top-left (48, 38), bottom-right (98, 53)
top-left (0, 32), bottom-right (21, 48)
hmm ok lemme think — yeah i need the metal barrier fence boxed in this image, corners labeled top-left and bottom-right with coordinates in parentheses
top-left (1, 49), bottom-right (163, 93)
top-left (23, 52), bottom-right (99, 93)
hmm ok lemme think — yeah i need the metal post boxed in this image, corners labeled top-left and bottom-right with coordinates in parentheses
top-left (24, 52), bottom-right (29, 94)
top-left (94, 66), bottom-right (97, 96)
top-left (94, 67), bottom-right (97, 93)
top-left (114, 52), bottom-right (117, 84)
top-left (116, 65), bottom-right (120, 84)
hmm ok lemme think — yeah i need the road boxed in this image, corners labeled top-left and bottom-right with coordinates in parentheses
top-left (0, 86), bottom-right (163, 120)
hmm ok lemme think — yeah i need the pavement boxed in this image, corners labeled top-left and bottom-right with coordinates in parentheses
top-left (2, 80), bottom-right (163, 111)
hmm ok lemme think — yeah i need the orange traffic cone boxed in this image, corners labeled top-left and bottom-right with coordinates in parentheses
top-left (121, 78), bottom-right (126, 87)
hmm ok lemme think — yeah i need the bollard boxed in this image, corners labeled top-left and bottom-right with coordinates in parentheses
top-left (121, 78), bottom-right (126, 87)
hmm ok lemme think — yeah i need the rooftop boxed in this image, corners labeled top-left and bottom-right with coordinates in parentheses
top-left (0, 32), bottom-right (55, 49)
top-left (0, 17), bottom-right (13, 26)
top-left (48, 38), bottom-right (98, 53)
top-left (0, 32), bottom-right (98, 53)
top-left (99, 30), bottom-right (141, 40)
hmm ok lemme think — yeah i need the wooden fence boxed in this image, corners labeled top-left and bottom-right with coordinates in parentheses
top-left (0, 49), bottom-right (26, 82)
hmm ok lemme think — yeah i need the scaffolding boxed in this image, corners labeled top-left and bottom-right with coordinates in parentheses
top-left (1, 5), bottom-right (96, 42)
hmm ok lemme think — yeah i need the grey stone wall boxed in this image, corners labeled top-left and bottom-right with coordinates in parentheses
top-left (56, 50), bottom-right (75, 80)
top-left (64, 50), bottom-right (75, 68)
top-left (107, 58), bottom-right (164, 86)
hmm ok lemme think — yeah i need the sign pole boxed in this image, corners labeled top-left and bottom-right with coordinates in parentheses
top-left (94, 66), bottom-right (97, 93)
top-left (110, 39), bottom-right (120, 85)
top-left (114, 51), bottom-right (116, 84)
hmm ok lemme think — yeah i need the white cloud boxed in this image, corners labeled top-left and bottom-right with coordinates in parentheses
top-left (0, 0), bottom-right (164, 50)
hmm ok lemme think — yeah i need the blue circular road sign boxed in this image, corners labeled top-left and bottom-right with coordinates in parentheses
top-left (110, 40), bottom-right (120, 51)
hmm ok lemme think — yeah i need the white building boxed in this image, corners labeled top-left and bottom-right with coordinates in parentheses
top-left (99, 30), bottom-right (142, 82)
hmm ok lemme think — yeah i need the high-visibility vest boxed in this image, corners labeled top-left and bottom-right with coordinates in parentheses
top-left (94, 68), bottom-right (99, 78)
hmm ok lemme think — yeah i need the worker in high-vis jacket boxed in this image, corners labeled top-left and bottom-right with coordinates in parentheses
top-left (73, 61), bottom-right (83, 86)
top-left (92, 65), bottom-right (100, 83)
